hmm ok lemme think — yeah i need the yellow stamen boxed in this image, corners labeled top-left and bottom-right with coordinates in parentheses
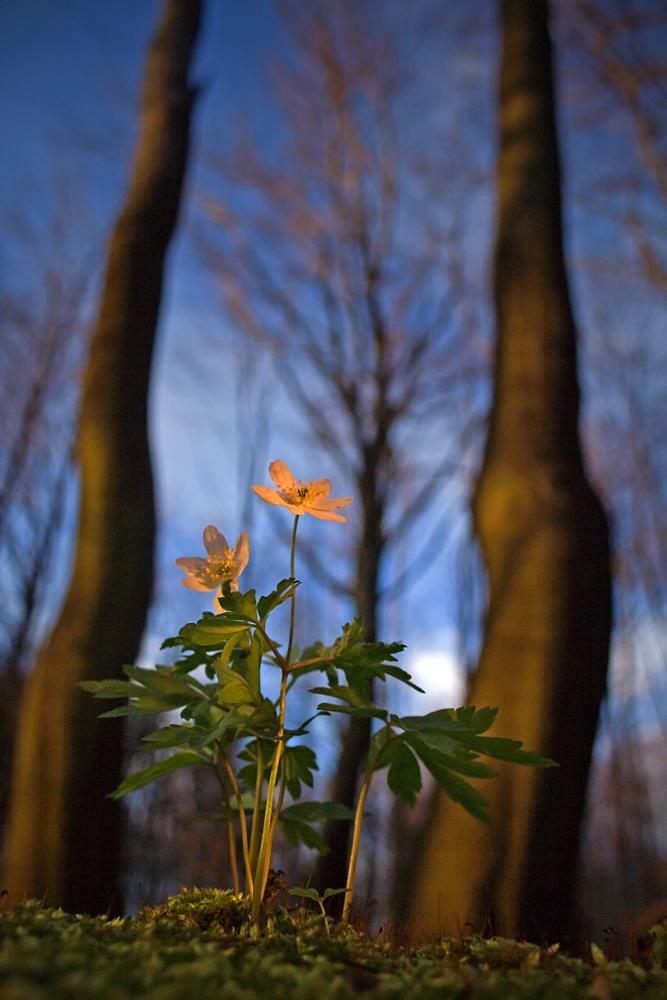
top-left (288, 479), bottom-right (325, 505)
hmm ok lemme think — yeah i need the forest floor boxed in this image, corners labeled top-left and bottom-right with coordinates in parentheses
top-left (1, 887), bottom-right (667, 999)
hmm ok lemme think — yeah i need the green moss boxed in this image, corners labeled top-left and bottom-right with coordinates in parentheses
top-left (1, 890), bottom-right (666, 999)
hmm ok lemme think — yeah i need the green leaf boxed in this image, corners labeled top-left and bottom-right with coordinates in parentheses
top-left (316, 702), bottom-right (388, 721)
top-left (383, 665), bottom-right (425, 693)
top-left (109, 751), bottom-right (204, 799)
top-left (379, 739), bottom-right (422, 806)
top-left (300, 640), bottom-right (327, 661)
top-left (218, 587), bottom-right (258, 621)
top-left (258, 578), bottom-right (298, 622)
top-left (214, 632), bottom-right (248, 673)
top-left (180, 619), bottom-right (252, 649)
top-left (322, 887), bottom-right (348, 900)
top-left (141, 724), bottom-right (203, 750)
top-left (450, 706), bottom-right (500, 733)
top-left (309, 684), bottom-right (370, 708)
top-left (214, 662), bottom-right (256, 707)
top-left (435, 749), bottom-right (498, 780)
top-left (411, 728), bottom-right (458, 755)
top-left (78, 679), bottom-right (140, 699)
top-left (406, 735), bottom-right (492, 823)
top-left (452, 733), bottom-right (558, 767)
top-left (134, 693), bottom-right (196, 711)
top-left (280, 801), bottom-right (355, 823)
top-left (282, 744), bottom-right (318, 799)
top-left (432, 764), bottom-right (492, 824)
top-left (122, 664), bottom-right (202, 697)
top-left (246, 630), bottom-right (265, 703)
top-left (406, 706), bottom-right (499, 734)
top-left (98, 704), bottom-right (156, 719)
top-left (288, 887), bottom-right (321, 902)
top-left (279, 818), bottom-right (328, 854)
top-left (331, 618), bottom-right (364, 656)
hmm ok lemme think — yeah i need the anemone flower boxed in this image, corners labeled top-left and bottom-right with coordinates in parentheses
top-left (252, 460), bottom-right (353, 522)
top-left (176, 526), bottom-right (250, 611)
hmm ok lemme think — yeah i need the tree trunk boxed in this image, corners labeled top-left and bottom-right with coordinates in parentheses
top-left (409, 0), bottom-right (611, 944)
top-left (313, 457), bottom-right (385, 899)
top-left (2, 0), bottom-right (202, 915)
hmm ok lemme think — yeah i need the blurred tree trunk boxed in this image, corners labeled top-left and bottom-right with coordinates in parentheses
top-left (2, 0), bottom-right (202, 915)
top-left (410, 0), bottom-right (611, 944)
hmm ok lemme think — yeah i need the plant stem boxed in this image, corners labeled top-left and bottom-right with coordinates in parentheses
top-left (342, 769), bottom-right (373, 924)
top-left (213, 767), bottom-right (240, 896)
top-left (251, 668), bottom-right (288, 922)
top-left (318, 899), bottom-right (331, 937)
top-left (249, 739), bottom-right (264, 872)
top-left (286, 514), bottom-right (299, 666)
top-left (220, 755), bottom-right (253, 896)
top-left (262, 761), bottom-right (287, 901)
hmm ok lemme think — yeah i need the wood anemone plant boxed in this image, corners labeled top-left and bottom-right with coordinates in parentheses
top-left (82, 460), bottom-right (555, 925)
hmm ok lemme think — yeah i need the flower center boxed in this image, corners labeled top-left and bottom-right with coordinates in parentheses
top-left (288, 479), bottom-right (325, 505)
top-left (208, 551), bottom-right (233, 578)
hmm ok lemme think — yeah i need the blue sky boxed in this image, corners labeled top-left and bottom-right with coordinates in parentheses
top-left (0, 0), bottom-right (483, 709)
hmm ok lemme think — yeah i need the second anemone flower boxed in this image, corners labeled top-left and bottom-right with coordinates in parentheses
top-left (176, 526), bottom-right (250, 612)
top-left (252, 460), bottom-right (353, 522)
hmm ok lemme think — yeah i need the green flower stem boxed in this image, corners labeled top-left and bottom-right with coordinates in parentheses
top-left (318, 899), bottom-right (331, 938)
top-left (286, 514), bottom-right (299, 666)
top-left (342, 768), bottom-right (373, 924)
top-left (251, 669), bottom-right (288, 922)
top-left (262, 761), bottom-right (287, 900)
top-left (249, 740), bottom-right (264, 872)
top-left (213, 764), bottom-right (240, 896)
top-left (220, 755), bottom-right (253, 897)
top-left (254, 622), bottom-right (287, 670)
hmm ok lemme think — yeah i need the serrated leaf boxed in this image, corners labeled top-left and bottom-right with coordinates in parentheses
top-left (123, 664), bottom-right (200, 696)
top-left (379, 739), bottom-right (422, 806)
top-left (399, 724), bottom-right (458, 756)
top-left (79, 679), bottom-right (141, 698)
top-left (141, 724), bottom-right (202, 750)
top-left (257, 578), bottom-right (298, 622)
top-left (300, 640), bottom-right (327, 661)
top-left (279, 817), bottom-right (329, 853)
top-left (309, 684), bottom-right (369, 708)
top-left (409, 706), bottom-right (499, 734)
top-left (383, 665), bottom-right (425, 693)
top-left (109, 751), bottom-right (204, 799)
top-left (280, 801), bottom-right (355, 823)
top-left (452, 733), bottom-right (557, 767)
top-left (180, 619), bottom-right (252, 648)
top-left (218, 587), bottom-right (258, 621)
top-left (214, 662), bottom-right (256, 707)
top-left (288, 887), bottom-right (321, 901)
top-left (98, 704), bottom-right (156, 719)
top-left (283, 744), bottom-right (318, 799)
top-left (322, 887), bottom-right (348, 899)
top-left (450, 706), bottom-right (500, 733)
top-left (331, 619), bottom-right (364, 656)
top-left (406, 735), bottom-right (492, 823)
top-left (316, 702), bottom-right (388, 721)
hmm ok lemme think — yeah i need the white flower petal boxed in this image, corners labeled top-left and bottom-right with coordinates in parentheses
top-left (176, 556), bottom-right (209, 576)
top-left (203, 525), bottom-right (229, 558)
top-left (252, 485), bottom-right (287, 506)
top-left (307, 507), bottom-right (347, 522)
top-left (310, 496), bottom-right (353, 511)
top-left (310, 478), bottom-right (331, 499)
top-left (182, 576), bottom-right (217, 592)
top-left (233, 530), bottom-right (250, 573)
top-left (268, 460), bottom-right (294, 491)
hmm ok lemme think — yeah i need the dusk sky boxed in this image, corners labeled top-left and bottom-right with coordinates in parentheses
top-left (0, 0), bottom-right (479, 716)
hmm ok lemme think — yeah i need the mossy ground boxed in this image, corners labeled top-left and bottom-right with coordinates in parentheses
top-left (1, 888), bottom-right (667, 999)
